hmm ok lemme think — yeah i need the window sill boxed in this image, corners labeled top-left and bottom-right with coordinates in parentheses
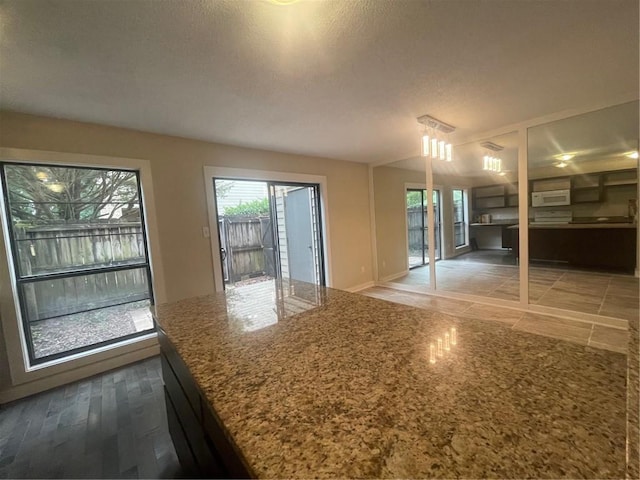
top-left (26, 331), bottom-right (158, 373)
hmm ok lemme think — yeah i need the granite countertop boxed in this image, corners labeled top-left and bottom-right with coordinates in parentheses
top-left (154, 280), bottom-right (631, 479)
top-left (509, 222), bottom-right (636, 229)
top-left (470, 220), bottom-right (518, 226)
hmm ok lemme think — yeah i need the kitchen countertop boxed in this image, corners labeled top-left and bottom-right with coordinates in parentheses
top-left (154, 280), bottom-right (632, 479)
top-left (509, 222), bottom-right (636, 229)
top-left (470, 220), bottom-right (518, 226)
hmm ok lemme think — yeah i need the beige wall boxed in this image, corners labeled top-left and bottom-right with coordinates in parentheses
top-left (373, 166), bottom-right (422, 280)
top-left (373, 165), bottom-right (475, 279)
top-left (0, 112), bottom-right (374, 297)
top-left (0, 111), bottom-right (374, 401)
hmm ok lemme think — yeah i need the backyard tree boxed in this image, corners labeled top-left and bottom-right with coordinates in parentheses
top-left (406, 190), bottom-right (423, 208)
top-left (224, 198), bottom-right (270, 216)
top-left (4, 164), bottom-right (138, 224)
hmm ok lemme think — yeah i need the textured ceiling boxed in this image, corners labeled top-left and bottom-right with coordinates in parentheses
top-left (387, 100), bottom-right (639, 177)
top-left (1, 0), bottom-right (638, 164)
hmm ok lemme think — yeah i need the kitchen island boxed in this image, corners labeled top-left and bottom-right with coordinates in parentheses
top-left (154, 279), bottom-right (630, 479)
top-left (511, 222), bottom-right (637, 272)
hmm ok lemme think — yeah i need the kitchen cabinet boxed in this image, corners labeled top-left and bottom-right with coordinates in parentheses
top-left (476, 169), bottom-right (637, 210)
top-left (472, 183), bottom-right (520, 210)
top-left (472, 184), bottom-right (505, 209)
top-left (158, 325), bottom-right (251, 478)
top-left (531, 177), bottom-right (571, 192)
top-left (505, 183), bottom-right (519, 207)
top-left (511, 223), bottom-right (636, 272)
top-left (571, 173), bottom-right (603, 203)
top-left (604, 169), bottom-right (637, 187)
top-left (501, 225), bottom-right (513, 248)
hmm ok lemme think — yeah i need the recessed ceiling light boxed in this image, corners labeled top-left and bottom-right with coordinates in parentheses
top-left (625, 151), bottom-right (639, 159)
top-left (556, 154), bottom-right (574, 161)
top-left (555, 161), bottom-right (568, 168)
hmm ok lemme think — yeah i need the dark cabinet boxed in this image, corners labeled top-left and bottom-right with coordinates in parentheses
top-left (158, 327), bottom-right (252, 479)
top-left (472, 183), bottom-right (519, 210)
top-left (511, 227), bottom-right (636, 272)
top-left (571, 173), bottom-right (603, 204)
top-left (473, 184), bottom-right (506, 209)
top-left (501, 226), bottom-right (513, 249)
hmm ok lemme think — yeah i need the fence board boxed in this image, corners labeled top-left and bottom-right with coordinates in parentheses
top-left (221, 215), bottom-right (273, 282)
top-left (15, 223), bottom-right (149, 321)
top-left (407, 206), bottom-right (427, 251)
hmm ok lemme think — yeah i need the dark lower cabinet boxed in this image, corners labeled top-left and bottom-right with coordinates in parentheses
top-left (501, 226), bottom-right (513, 249)
top-left (512, 227), bottom-right (637, 272)
top-left (158, 327), bottom-right (252, 479)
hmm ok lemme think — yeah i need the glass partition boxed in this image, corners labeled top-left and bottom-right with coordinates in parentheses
top-left (527, 101), bottom-right (638, 321)
top-left (372, 102), bottom-right (638, 323)
top-left (434, 131), bottom-right (519, 300)
top-left (372, 130), bottom-right (520, 301)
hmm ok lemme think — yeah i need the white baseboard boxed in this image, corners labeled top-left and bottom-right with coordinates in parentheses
top-left (345, 281), bottom-right (375, 293)
top-left (379, 270), bottom-right (409, 283)
top-left (0, 344), bottom-right (160, 405)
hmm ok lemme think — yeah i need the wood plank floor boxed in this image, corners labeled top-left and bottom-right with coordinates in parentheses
top-left (0, 357), bottom-right (184, 479)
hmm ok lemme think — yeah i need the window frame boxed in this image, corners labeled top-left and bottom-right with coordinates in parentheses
top-left (0, 149), bottom-right (165, 403)
top-left (0, 160), bottom-right (155, 366)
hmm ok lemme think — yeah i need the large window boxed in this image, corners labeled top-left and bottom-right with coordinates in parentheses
top-left (452, 189), bottom-right (467, 248)
top-left (0, 163), bottom-right (154, 365)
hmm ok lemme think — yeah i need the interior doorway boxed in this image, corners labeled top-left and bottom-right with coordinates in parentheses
top-left (407, 188), bottom-right (441, 269)
top-left (213, 178), bottom-right (325, 289)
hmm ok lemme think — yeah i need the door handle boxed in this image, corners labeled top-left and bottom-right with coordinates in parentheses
top-left (221, 247), bottom-right (227, 260)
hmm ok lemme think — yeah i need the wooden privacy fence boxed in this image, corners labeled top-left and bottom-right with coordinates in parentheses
top-left (14, 223), bottom-right (149, 321)
top-left (219, 215), bottom-right (275, 283)
top-left (407, 206), bottom-right (427, 252)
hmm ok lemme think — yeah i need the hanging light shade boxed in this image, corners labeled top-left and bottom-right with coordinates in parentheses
top-left (480, 141), bottom-right (504, 173)
top-left (445, 143), bottom-right (452, 162)
top-left (421, 134), bottom-right (430, 157)
top-left (431, 138), bottom-right (438, 158)
top-left (417, 114), bottom-right (456, 162)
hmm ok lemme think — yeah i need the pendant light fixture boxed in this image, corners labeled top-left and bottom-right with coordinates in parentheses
top-left (418, 114), bottom-right (455, 162)
top-left (480, 141), bottom-right (504, 173)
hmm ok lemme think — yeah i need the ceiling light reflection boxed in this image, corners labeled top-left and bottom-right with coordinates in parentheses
top-left (266, 0), bottom-right (300, 5)
top-left (428, 327), bottom-right (458, 365)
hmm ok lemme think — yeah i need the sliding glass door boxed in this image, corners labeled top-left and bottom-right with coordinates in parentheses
top-left (407, 189), bottom-right (441, 269)
top-left (213, 179), bottom-right (325, 289)
top-left (270, 183), bottom-right (324, 286)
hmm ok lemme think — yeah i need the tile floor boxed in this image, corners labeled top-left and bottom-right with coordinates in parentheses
top-left (389, 254), bottom-right (639, 321)
top-left (360, 286), bottom-right (629, 353)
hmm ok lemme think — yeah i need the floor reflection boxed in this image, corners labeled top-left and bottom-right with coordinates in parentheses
top-left (225, 278), bottom-right (325, 332)
top-left (389, 250), bottom-right (638, 321)
top-left (361, 286), bottom-right (629, 354)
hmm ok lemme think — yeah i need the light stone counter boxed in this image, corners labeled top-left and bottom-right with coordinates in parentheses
top-left (154, 280), bottom-right (631, 479)
top-left (509, 222), bottom-right (636, 229)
